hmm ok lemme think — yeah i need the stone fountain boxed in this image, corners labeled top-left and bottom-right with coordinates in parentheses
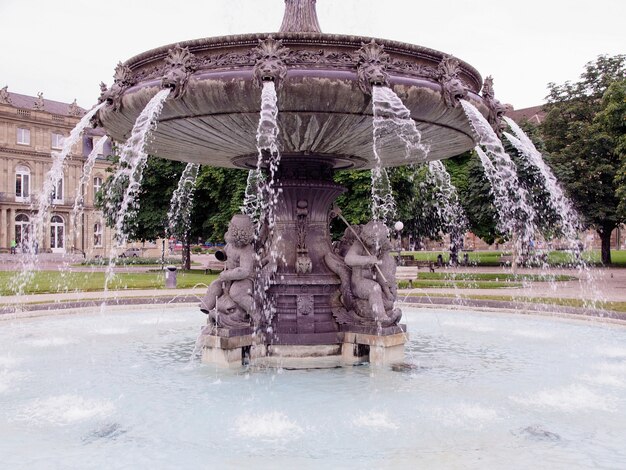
top-left (96, 0), bottom-right (498, 367)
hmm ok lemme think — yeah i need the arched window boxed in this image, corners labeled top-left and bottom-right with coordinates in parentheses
top-left (50, 215), bottom-right (65, 251)
top-left (93, 222), bottom-right (103, 247)
top-left (15, 213), bottom-right (30, 245)
top-left (15, 165), bottom-right (30, 202)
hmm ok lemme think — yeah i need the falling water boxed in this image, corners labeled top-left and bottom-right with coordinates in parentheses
top-left (104, 88), bottom-right (171, 289)
top-left (503, 117), bottom-right (580, 240)
top-left (167, 163), bottom-right (200, 238)
top-left (71, 135), bottom-right (109, 250)
top-left (9, 102), bottom-right (107, 297)
top-left (371, 86), bottom-right (429, 224)
top-left (241, 169), bottom-right (264, 223)
top-left (460, 100), bottom-right (536, 251)
top-left (253, 81), bottom-right (282, 330)
top-left (427, 160), bottom-right (468, 256)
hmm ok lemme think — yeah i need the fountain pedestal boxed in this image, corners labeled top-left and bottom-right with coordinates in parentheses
top-left (199, 156), bottom-right (407, 368)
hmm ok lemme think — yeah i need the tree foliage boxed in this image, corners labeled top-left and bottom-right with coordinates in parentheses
top-left (541, 54), bottom-right (626, 263)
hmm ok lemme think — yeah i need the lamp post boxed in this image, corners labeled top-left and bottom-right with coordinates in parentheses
top-left (394, 220), bottom-right (404, 265)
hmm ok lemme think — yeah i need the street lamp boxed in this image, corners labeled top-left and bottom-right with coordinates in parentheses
top-left (394, 220), bottom-right (404, 265)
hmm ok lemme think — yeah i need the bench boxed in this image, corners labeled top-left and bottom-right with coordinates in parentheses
top-left (499, 255), bottom-right (514, 266)
top-left (204, 259), bottom-right (225, 274)
top-left (398, 256), bottom-right (436, 272)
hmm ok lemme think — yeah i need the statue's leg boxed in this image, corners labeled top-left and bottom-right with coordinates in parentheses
top-left (352, 279), bottom-right (386, 321)
top-left (200, 280), bottom-right (223, 314)
top-left (229, 279), bottom-right (257, 322)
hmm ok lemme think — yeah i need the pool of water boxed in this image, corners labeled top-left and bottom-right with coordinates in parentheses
top-left (1, 306), bottom-right (625, 469)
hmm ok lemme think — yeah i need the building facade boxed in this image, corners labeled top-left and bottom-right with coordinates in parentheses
top-left (0, 87), bottom-right (114, 256)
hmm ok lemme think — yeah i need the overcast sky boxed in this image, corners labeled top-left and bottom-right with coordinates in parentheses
top-left (1, 0), bottom-right (624, 110)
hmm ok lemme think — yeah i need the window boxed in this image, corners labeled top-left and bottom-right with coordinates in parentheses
top-left (93, 176), bottom-right (103, 197)
top-left (93, 222), bottom-right (103, 247)
top-left (51, 132), bottom-right (64, 150)
top-left (52, 176), bottom-right (63, 204)
top-left (15, 165), bottom-right (30, 201)
top-left (92, 136), bottom-right (104, 157)
top-left (50, 215), bottom-right (64, 250)
top-left (15, 214), bottom-right (30, 246)
top-left (17, 128), bottom-right (30, 145)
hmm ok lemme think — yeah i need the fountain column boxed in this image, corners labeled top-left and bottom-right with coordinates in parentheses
top-left (267, 157), bottom-right (344, 346)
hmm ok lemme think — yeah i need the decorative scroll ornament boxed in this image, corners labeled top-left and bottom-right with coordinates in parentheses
top-left (68, 99), bottom-right (82, 117)
top-left (33, 92), bottom-right (45, 110)
top-left (436, 56), bottom-right (467, 108)
top-left (161, 44), bottom-right (196, 99)
top-left (482, 76), bottom-right (508, 136)
top-left (102, 62), bottom-right (135, 111)
top-left (295, 199), bottom-right (313, 274)
top-left (356, 40), bottom-right (390, 95)
top-left (0, 86), bottom-right (12, 105)
top-left (253, 37), bottom-right (289, 90)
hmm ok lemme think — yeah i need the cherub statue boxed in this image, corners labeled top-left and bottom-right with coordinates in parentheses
top-left (325, 218), bottom-right (401, 327)
top-left (200, 214), bottom-right (258, 328)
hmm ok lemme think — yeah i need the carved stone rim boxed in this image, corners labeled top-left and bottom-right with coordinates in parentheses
top-left (231, 152), bottom-right (368, 170)
top-left (122, 32), bottom-right (482, 92)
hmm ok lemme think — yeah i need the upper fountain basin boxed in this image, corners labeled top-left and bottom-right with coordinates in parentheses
top-left (97, 32), bottom-right (490, 170)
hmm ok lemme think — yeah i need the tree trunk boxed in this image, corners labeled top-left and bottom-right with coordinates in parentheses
top-left (598, 227), bottom-right (613, 265)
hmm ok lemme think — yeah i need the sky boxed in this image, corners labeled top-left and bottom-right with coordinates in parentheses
top-left (1, 0), bottom-right (624, 110)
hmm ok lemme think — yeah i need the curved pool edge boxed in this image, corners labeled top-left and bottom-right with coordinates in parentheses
top-left (2, 293), bottom-right (625, 326)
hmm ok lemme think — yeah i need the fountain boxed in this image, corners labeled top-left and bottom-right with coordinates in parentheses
top-left (94, 0), bottom-right (500, 367)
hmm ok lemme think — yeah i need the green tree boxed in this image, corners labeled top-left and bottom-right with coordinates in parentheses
top-left (445, 152), bottom-right (500, 245)
top-left (191, 166), bottom-right (248, 243)
top-left (541, 55), bottom-right (626, 263)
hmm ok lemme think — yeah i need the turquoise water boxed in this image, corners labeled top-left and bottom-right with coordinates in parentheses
top-left (1, 306), bottom-right (625, 469)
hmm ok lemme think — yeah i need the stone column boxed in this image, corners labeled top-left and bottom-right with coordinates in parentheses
top-left (8, 208), bottom-right (15, 247)
top-left (0, 208), bottom-right (6, 250)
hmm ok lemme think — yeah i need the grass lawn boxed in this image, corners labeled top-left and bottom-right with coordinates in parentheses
top-left (397, 272), bottom-right (575, 290)
top-left (402, 292), bottom-right (626, 314)
top-left (402, 250), bottom-right (626, 267)
top-left (0, 270), bottom-right (218, 296)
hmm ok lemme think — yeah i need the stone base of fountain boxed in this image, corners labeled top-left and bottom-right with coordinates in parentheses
top-left (199, 328), bottom-right (407, 368)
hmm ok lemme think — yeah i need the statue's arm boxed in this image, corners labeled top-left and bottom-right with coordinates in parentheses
top-left (344, 244), bottom-right (379, 268)
top-left (220, 247), bottom-right (254, 281)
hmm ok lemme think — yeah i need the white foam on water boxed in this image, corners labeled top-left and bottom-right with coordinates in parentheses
top-left (442, 320), bottom-right (495, 333)
top-left (595, 361), bottom-right (626, 374)
top-left (0, 369), bottom-right (28, 394)
top-left (93, 327), bottom-right (130, 336)
top-left (430, 403), bottom-right (499, 429)
top-left (510, 329), bottom-right (553, 340)
top-left (579, 373), bottom-right (626, 388)
top-left (353, 410), bottom-right (398, 430)
top-left (15, 395), bottom-right (115, 426)
top-left (233, 411), bottom-right (303, 439)
top-left (25, 337), bottom-right (78, 348)
top-left (512, 384), bottom-right (616, 412)
top-left (595, 346), bottom-right (626, 359)
top-left (0, 354), bottom-right (21, 368)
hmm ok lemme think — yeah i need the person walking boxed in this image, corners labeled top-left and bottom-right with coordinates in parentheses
top-left (10, 239), bottom-right (17, 254)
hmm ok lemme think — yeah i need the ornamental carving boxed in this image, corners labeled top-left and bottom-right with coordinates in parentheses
top-left (101, 62), bottom-right (135, 111)
top-left (0, 86), bottom-right (12, 105)
top-left (253, 37), bottom-right (290, 90)
top-left (68, 99), bottom-right (82, 117)
top-left (436, 56), bottom-right (467, 108)
top-left (356, 40), bottom-right (390, 95)
top-left (482, 76), bottom-right (507, 136)
top-left (161, 44), bottom-right (196, 99)
top-left (33, 92), bottom-right (45, 110)
top-left (295, 199), bottom-right (312, 274)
